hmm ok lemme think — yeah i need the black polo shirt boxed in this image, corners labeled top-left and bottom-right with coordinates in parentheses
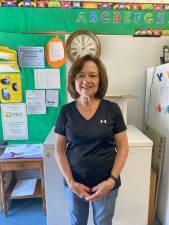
top-left (54, 99), bottom-right (127, 188)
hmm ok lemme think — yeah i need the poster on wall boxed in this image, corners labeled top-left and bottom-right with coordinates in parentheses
top-left (26, 90), bottom-right (46, 114)
top-left (159, 71), bottom-right (169, 112)
top-left (0, 73), bottom-right (22, 103)
top-left (34, 69), bottom-right (61, 89)
top-left (17, 46), bottom-right (45, 68)
top-left (46, 90), bottom-right (59, 107)
top-left (1, 103), bottom-right (28, 140)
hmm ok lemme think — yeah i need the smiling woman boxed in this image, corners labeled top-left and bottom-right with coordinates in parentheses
top-left (54, 54), bottom-right (128, 225)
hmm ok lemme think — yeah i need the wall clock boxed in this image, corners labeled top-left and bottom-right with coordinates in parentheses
top-left (66, 30), bottom-right (101, 62)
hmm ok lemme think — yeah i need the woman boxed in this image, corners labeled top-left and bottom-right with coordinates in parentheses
top-left (54, 54), bottom-right (128, 225)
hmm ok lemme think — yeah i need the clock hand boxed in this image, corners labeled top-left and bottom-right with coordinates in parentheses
top-left (83, 43), bottom-right (94, 50)
top-left (82, 42), bottom-right (85, 51)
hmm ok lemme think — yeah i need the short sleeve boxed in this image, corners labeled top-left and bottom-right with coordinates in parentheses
top-left (54, 106), bottom-right (67, 136)
top-left (113, 103), bottom-right (127, 134)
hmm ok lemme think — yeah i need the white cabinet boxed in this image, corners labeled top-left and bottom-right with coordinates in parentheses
top-left (43, 125), bottom-right (152, 225)
top-left (43, 148), bottom-right (69, 225)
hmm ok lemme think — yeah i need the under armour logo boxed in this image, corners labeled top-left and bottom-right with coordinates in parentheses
top-left (100, 119), bottom-right (107, 124)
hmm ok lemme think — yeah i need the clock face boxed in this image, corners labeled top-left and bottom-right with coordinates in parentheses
top-left (66, 30), bottom-right (101, 62)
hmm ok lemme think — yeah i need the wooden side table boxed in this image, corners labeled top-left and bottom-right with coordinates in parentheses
top-left (0, 157), bottom-right (46, 216)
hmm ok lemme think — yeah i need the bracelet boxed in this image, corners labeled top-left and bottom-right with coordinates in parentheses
top-left (110, 174), bottom-right (118, 183)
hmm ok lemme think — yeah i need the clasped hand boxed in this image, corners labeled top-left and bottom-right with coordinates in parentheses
top-left (69, 179), bottom-right (115, 201)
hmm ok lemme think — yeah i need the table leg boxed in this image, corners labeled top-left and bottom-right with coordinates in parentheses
top-left (0, 170), bottom-right (7, 216)
top-left (40, 164), bottom-right (46, 214)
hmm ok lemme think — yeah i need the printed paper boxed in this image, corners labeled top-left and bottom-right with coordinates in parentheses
top-left (1, 103), bottom-right (28, 140)
top-left (34, 69), bottom-right (60, 89)
top-left (26, 90), bottom-right (46, 114)
top-left (159, 71), bottom-right (169, 112)
top-left (4, 144), bottom-right (44, 157)
top-left (48, 42), bottom-right (64, 61)
top-left (46, 90), bottom-right (59, 107)
top-left (18, 46), bottom-right (45, 68)
top-left (0, 144), bottom-right (44, 159)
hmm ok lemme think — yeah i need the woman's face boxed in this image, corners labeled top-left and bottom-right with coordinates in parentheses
top-left (75, 61), bottom-right (99, 98)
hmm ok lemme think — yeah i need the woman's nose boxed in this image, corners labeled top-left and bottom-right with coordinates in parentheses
top-left (82, 75), bottom-right (91, 83)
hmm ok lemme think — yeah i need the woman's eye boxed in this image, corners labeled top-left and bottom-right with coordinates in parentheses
top-left (76, 73), bottom-right (84, 78)
top-left (90, 74), bottom-right (97, 77)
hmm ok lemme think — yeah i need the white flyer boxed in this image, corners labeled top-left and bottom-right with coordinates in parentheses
top-left (26, 90), bottom-right (46, 114)
top-left (48, 42), bottom-right (64, 61)
top-left (17, 46), bottom-right (45, 68)
top-left (159, 71), bottom-right (169, 111)
top-left (46, 90), bottom-right (59, 107)
top-left (34, 69), bottom-right (60, 89)
top-left (1, 103), bottom-right (28, 140)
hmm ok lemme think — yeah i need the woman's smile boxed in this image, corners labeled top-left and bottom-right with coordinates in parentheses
top-left (80, 83), bottom-right (93, 89)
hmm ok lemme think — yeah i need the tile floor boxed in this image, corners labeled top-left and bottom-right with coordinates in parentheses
top-left (0, 199), bottom-right (47, 225)
top-left (0, 199), bottom-right (162, 225)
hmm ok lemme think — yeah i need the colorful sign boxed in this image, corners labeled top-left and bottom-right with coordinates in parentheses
top-left (1, 8), bottom-right (169, 35)
top-left (0, 73), bottom-right (22, 103)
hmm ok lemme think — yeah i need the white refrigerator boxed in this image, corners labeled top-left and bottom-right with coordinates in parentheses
top-left (146, 63), bottom-right (169, 225)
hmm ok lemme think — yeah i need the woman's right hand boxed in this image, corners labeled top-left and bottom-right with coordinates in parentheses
top-left (68, 180), bottom-right (91, 199)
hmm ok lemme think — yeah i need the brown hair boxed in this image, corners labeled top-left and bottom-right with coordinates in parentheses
top-left (68, 54), bottom-right (108, 99)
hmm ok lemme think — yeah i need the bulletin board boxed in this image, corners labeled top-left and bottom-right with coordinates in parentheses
top-left (0, 32), bottom-right (66, 144)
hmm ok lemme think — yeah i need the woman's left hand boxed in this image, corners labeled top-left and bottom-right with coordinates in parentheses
top-left (85, 178), bottom-right (115, 201)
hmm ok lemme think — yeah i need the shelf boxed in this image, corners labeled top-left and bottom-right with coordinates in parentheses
top-left (6, 179), bottom-right (42, 200)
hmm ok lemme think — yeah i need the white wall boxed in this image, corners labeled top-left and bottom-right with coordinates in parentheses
top-left (99, 35), bottom-right (169, 130)
top-left (66, 35), bottom-right (169, 131)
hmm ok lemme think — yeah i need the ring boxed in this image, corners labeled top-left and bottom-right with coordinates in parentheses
top-left (79, 194), bottom-right (83, 198)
